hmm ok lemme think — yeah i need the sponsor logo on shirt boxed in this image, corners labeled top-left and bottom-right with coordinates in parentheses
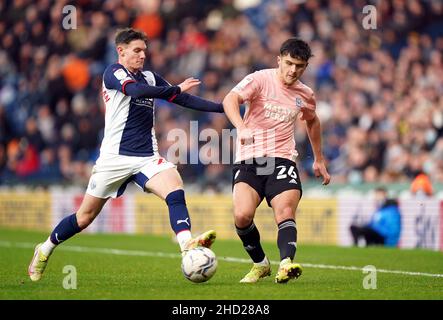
top-left (132, 97), bottom-right (154, 108)
top-left (263, 103), bottom-right (298, 123)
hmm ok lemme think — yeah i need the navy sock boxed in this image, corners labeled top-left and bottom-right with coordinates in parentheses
top-left (50, 213), bottom-right (82, 245)
top-left (277, 219), bottom-right (297, 261)
top-left (165, 190), bottom-right (191, 234)
top-left (236, 222), bottom-right (265, 263)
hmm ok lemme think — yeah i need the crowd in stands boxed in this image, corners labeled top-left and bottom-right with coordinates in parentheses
top-left (0, 0), bottom-right (442, 193)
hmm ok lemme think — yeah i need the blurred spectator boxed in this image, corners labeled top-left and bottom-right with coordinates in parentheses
top-left (7, 138), bottom-right (40, 177)
top-left (350, 187), bottom-right (402, 247)
top-left (62, 55), bottom-right (90, 93)
top-left (410, 171), bottom-right (434, 197)
top-left (132, 2), bottom-right (164, 39)
top-left (24, 117), bottom-right (45, 151)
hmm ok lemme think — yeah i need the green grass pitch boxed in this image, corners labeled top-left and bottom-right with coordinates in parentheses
top-left (0, 228), bottom-right (442, 300)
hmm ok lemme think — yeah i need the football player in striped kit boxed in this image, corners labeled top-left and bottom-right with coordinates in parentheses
top-left (29, 28), bottom-right (221, 281)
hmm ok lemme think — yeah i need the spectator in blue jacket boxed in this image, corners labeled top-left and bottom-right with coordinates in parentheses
top-left (350, 187), bottom-right (402, 247)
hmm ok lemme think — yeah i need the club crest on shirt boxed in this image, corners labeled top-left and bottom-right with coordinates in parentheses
top-left (295, 97), bottom-right (303, 108)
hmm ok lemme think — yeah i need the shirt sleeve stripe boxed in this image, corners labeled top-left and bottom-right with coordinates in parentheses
top-left (168, 94), bottom-right (177, 102)
top-left (122, 80), bottom-right (136, 95)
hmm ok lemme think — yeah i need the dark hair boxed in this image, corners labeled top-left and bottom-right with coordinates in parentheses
top-left (279, 37), bottom-right (314, 62)
top-left (115, 28), bottom-right (148, 46)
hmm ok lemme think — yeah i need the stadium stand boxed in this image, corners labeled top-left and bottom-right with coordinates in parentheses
top-left (0, 0), bottom-right (442, 195)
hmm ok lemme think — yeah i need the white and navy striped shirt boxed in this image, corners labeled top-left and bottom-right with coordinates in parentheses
top-left (101, 64), bottom-right (173, 156)
top-left (100, 63), bottom-right (224, 157)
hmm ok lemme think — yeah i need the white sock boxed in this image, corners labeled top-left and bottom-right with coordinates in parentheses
top-left (254, 256), bottom-right (269, 266)
top-left (280, 257), bottom-right (292, 267)
top-left (176, 230), bottom-right (192, 251)
top-left (40, 237), bottom-right (57, 256)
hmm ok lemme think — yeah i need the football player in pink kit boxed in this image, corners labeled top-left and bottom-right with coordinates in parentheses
top-left (223, 38), bottom-right (330, 283)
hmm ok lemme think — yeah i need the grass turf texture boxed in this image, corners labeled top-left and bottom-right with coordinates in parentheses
top-left (1, 228), bottom-right (442, 300)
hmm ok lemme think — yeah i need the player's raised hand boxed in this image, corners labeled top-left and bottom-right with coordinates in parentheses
top-left (178, 77), bottom-right (201, 93)
top-left (313, 159), bottom-right (331, 185)
top-left (238, 126), bottom-right (254, 145)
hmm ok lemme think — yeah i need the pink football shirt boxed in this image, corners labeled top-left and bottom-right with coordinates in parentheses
top-left (232, 68), bottom-right (316, 163)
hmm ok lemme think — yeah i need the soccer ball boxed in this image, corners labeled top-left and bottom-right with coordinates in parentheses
top-left (181, 247), bottom-right (217, 283)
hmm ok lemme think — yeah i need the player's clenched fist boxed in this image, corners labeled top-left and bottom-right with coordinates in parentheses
top-left (238, 126), bottom-right (254, 145)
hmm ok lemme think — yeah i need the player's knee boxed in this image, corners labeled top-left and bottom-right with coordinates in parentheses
top-left (234, 210), bottom-right (254, 228)
top-left (160, 175), bottom-right (184, 196)
top-left (76, 210), bottom-right (98, 229)
top-left (275, 206), bottom-right (295, 222)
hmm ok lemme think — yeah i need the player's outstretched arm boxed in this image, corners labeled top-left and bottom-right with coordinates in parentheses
top-left (104, 65), bottom-right (183, 101)
top-left (172, 92), bottom-right (224, 113)
top-left (304, 114), bottom-right (331, 185)
top-left (154, 73), bottom-right (224, 113)
top-left (124, 81), bottom-right (181, 100)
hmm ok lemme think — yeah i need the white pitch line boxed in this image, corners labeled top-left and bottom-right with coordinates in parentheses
top-left (1, 240), bottom-right (443, 278)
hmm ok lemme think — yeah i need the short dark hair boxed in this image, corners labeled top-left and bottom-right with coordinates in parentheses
top-left (115, 28), bottom-right (148, 46)
top-left (279, 37), bottom-right (314, 62)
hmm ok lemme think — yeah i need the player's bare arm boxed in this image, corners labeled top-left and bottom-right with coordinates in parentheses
top-left (223, 91), bottom-right (254, 145)
top-left (304, 114), bottom-right (330, 185)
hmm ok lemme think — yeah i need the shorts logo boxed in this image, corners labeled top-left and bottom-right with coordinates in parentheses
top-left (234, 170), bottom-right (240, 180)
top-left (289, 179), bottom-right (298, 184)
top-left (89, 179), bottom-right (97, 190)
top-left (157, 158), bottom-right (165, 165)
